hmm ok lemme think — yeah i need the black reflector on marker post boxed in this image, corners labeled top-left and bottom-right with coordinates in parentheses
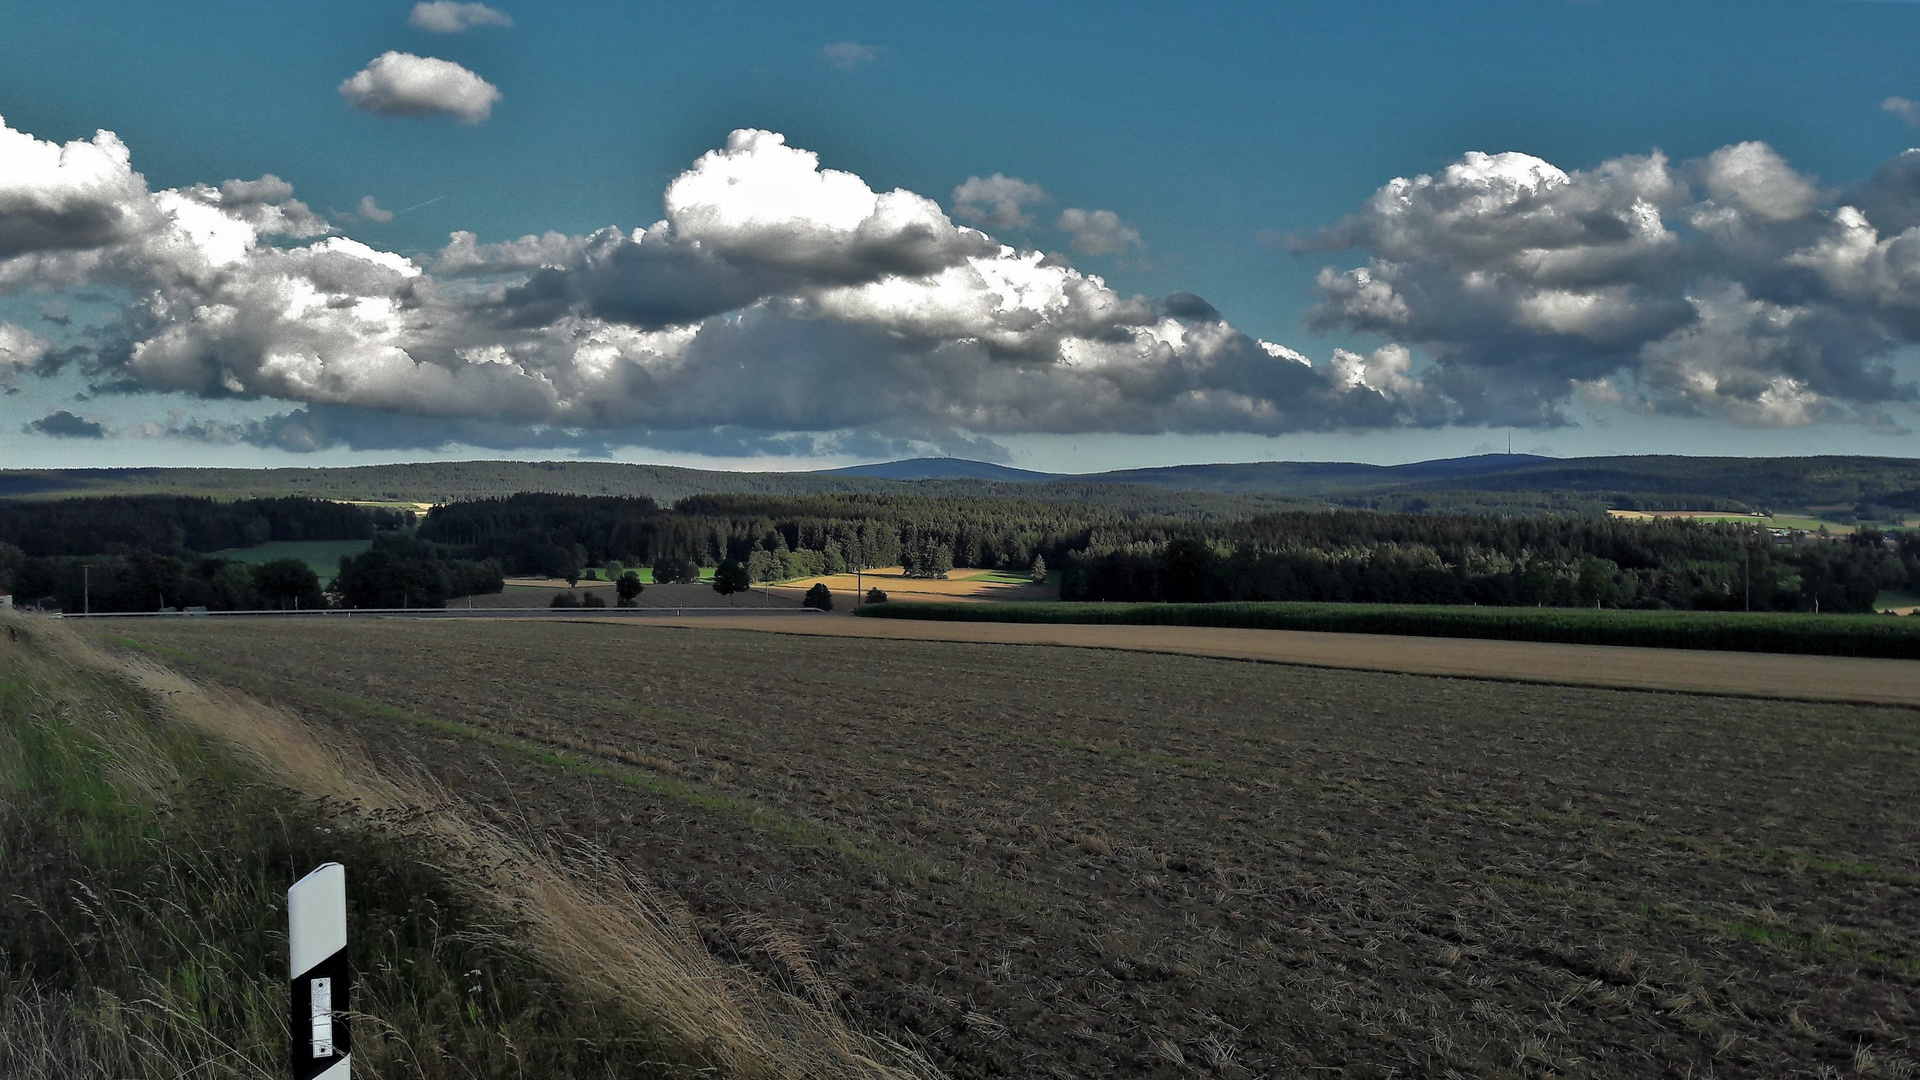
top-left (289, 863), bottom-right (351, 1080)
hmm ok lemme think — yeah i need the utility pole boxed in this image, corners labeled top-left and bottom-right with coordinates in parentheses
top-left (1744, 546), bottom-right (1751, 613)
top-left (83, 564), bottom-right (90, 616)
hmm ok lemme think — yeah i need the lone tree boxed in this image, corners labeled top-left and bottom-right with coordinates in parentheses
top-left (803, 582), bottom-right (834, 611)
top-left (712, 558), bottom-right (750, 595)
top-left (1029, 554), bottom-right (1047, 583)
top-left (616, 570), bottom-right (643, 607)
top-left (865, 587), bottom-right (888, 604)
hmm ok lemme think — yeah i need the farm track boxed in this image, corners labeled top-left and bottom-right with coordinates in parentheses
top-left (96, 618), bottom-right (1920, 1079)
top-left (598, 613), bottom-right (1920, 707)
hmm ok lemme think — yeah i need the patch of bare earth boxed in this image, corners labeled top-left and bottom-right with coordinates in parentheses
top-left (103, 618), bottom-right (1920, 1079)
top-left (607, 614), bottom-right (1920, 707)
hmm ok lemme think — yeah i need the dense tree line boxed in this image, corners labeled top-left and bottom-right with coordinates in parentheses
top-left (3, 548), bottom-right (327, 613)
top-left (417, 493), bottom-right (1116, 582)
top-left (333, 534), bottom-right (503, 609)
top-left (13, 489), bottom-right (1905, 614)
top-left (1062, 513), bottom-right (1920, 613)
top-left (0, 495), bottom-right (379, 557)
top-left (413, 493), bottom-right (1919, 609)
top-left (0, 533), bottom-right (499, 613)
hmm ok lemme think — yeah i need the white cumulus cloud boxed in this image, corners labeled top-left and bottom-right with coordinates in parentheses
top-left (434, 229), bottom-right (582, 274)
top-left (339, 52), bottom-right (501, 123)
top-left (0, 117), bottom-right (159, 260)
top-left (1302, 141), bottom-right (1918, 426)
top-left (0, 116), bottom-right (1417, 452)
top-left (1056, 207), bottom-right (1141, 256)
top-left (0, 321), bottom-right (49, 381)
top-left (11, 112), bottom-right (1917, 454)
top-left (409, 2), bottom-right (512, 33)
top-left (1700, 141), bottom-right (1820, 223)
top-left (952, 174), bottom-right (1049, 230)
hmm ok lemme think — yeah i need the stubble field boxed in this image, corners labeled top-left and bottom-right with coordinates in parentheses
top-left (99, 618), bottom-right (1920, 1079)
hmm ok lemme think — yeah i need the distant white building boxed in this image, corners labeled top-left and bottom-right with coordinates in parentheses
top-left (0, 593), bottom-right (11, 611)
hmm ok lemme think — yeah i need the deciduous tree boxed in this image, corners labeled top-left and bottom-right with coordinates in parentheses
top-left (616, 570), bottom-right (643, 606)
top-left (712, 558), bottom-right (750, 595)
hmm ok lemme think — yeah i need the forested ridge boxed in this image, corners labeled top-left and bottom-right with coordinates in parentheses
top-left (5, 452), bottom-right (1918, 518)
top-left (0, 496), bottom-right (496, 612)
top-left (0, 495), bottom-right (382, 556)
top-left (417, 492), bottom-right (1116, 582)
top-left (3, 488), bottom-right (1915, 615)
top-left (1064, 514), bottom-right (1920, 613)
top-left (420, 493), bottom-right (1919, 613)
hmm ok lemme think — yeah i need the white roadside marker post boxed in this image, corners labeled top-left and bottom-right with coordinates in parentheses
top-left (289, 862), bottom-right (351, 1080)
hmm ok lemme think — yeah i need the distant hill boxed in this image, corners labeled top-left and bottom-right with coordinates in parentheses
top-left (3, 452), bottom-right (1916, 518)
top-left (1069, 453), bottom-right (1920, 510)
top-left (819, 458), bottom-right (1054, 481)
top-left (819, 452), bottom-right (1579, 493)
top-left (1079, 454), bottom-right (1553, 494)
top-left (0, 461), bottom-right (1314, 520)
top-left (0, 461), bottom-right (897, 505)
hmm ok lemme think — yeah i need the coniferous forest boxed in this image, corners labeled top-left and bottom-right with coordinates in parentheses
top-left (0, 496), bottom-right (498, 612)
top-left (1, 489), bottom-right (1915, 614)
top-left (420, 493), bottom-right (1918, 614)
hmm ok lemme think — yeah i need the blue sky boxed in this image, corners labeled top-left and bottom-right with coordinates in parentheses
top-left (4, 0), bottom-right (1920, 471)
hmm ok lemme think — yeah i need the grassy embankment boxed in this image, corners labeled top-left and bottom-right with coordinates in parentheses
top-left (857, 600), bottom-right (1920, 659)
top-left (0, 615), bottom-right (940, 1080)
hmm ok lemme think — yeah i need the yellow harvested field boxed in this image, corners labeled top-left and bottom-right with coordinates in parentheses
top-left (337, 499), bottom-right (436, 512)
top-left (765, 566), bottom-right (1052, 604)
top-left (1606, 509), bottom-right (1769, 521)
top-left (585, 614), bottom-right (1920, 708)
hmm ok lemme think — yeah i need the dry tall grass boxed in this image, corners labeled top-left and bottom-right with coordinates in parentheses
top-left (2, 614), bottom-right (945, 1080)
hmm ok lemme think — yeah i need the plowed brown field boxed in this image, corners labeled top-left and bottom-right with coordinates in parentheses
top-left (600, 614), bottom-right (1920, 707)
top-left (100, 618), bottom-right (1920, 1079)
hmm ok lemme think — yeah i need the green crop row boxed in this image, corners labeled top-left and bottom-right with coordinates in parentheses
top-left (855, 600), bottom-right (1920, 659)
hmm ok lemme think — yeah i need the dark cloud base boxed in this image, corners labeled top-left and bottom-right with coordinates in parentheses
top-left (26, 409), bottom-right (106, 438)
top-left (155, 403), bottom-right (1013, 462)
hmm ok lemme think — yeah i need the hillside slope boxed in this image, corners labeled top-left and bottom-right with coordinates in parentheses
top-left (4, 452), bottom-right (1916, 514)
